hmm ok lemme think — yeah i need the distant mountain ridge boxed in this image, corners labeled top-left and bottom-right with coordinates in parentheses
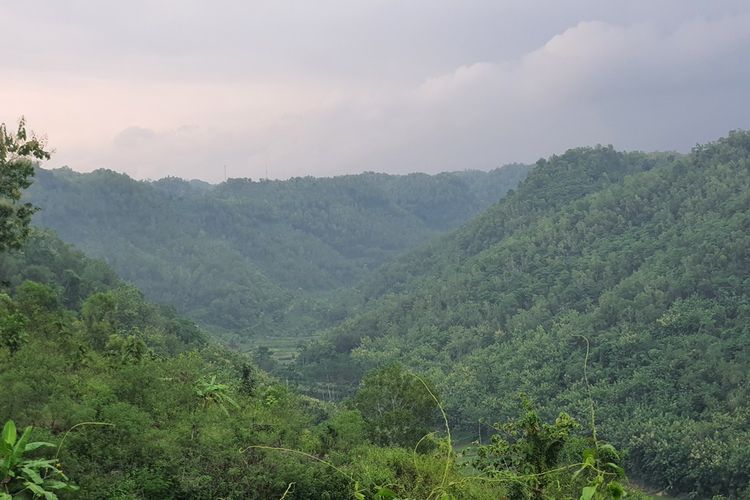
top-left (26, 165), bottom-right (529, 336)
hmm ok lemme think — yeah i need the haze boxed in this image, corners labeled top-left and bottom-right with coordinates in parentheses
top-left (2, 0), bottom-right (749, 182)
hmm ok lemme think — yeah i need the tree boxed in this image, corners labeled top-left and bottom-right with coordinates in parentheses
top-left (0, 117), bottom-right (50, 251)
top-left (0, 294), bottom-right (27, 355)
top-left (350, 363), bottom-right (438, 448)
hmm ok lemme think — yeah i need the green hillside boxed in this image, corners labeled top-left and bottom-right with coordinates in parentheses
top-left (8, 118), bottom-right (750, 496)
top-left (26, 166), bottom-right (529, 337)
top-left (0, 169), bottom-right (611, 500)
top-left (0, 231), bottom-right (480, 499)
top-left (294, 133), bottom-right (750, 497)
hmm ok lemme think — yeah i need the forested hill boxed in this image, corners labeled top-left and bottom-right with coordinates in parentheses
top-left (0, 221), bottom-right (624, 499)
top-left (0, 231), bottom-right (507, 498)
top-left (25, 165), bottom-right (529, 335)
top-left (295, 132), bottom-right (750, 497)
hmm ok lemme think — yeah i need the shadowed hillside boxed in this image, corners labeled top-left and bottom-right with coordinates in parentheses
top-left (26, 166), bottom-right (529, 338)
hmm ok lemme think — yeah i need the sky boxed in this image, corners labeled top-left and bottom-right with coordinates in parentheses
top-left (2, 1), bottom-right (750, 183)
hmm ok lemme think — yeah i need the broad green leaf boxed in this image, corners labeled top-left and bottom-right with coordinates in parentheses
top-left (0, 440), bottom-right (12, 456)
top-left (22, 466), bottom-right (44, 484)
top-left (374, 487), bottom-right (397, 499)
top-left (0, 492), bottom-right (12, 500)
top-left (24, 442), bottom-right (56, 452)
top-left (23, 459), bottom-right (57, 468)
top-left (43, 491), bottom-right (59, 500)
top-left (13, 426), bottom-right (33, 461)
top-left (223, 394), bottom-right (240, 409)
top-left (45, 480), bottom-right (71, 490)
top-left (353, 481), bottom-right (366, 500)
top-left (580, 485), bottom-right (597, 500)
top-left (25, 481), bottom-right (46, 496)
top-left (2, 420), bottom-right (16, 446)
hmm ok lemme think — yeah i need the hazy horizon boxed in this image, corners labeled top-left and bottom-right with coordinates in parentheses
top-left (42, 158), bottom-right (538, 184)
top-left (3, 0), bottom-right (750, 182)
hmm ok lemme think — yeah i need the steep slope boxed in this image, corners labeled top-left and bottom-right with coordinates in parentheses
top-left (0, 228), bottom-right (120, 308)
top-left (357, 146), bottom-right (665, 301)
top-left (296, 133), bottom-right (750, 497)
top-left (0, 230), bottom-right (532, 500)
top-left (0, 229), bottom-right (207, 353)
top-left (0, 231), bottom-right (380, 498)
top-left (26, 166), bottom-right (528, 335)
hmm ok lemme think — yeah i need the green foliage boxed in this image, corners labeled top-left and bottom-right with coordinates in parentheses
top-left (0, 229), bottom-right (362, 498)
top-left (351, 363), bottom-right (438, 448)
top-left (471, 396), bottom-right (626, 499)
top-left (0, 228), bottom-right (119, 295)
top-left (298, 132), bottom-right (750, 497)
top-left (27, 165), bottom-right (528, 336)
top-left (342, 444), bottom-right (505, 499)
top-left (79, 284), bottom-right (206, 356)
top-left (0, 234), bottom-right (628, 499)
top-left (472, 395), bottom-right (581, 498)
top-left (7, 123), bottom-right (750, 497)
top-left (0, 294), bottom-right (27, 355)
top-left (194, 375), bottom-right (240, 416)
top-left (0, 118), bottom-right (50, 252)
top-left (0, 419), bottom-right (78, 499)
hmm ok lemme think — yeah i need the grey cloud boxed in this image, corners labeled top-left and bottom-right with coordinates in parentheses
top-left (2, 1), bottom-right (750, 181)
top-left (5, 1), bottom-right (749, 79)
top-left (222, 15), bottom-right (750, 177)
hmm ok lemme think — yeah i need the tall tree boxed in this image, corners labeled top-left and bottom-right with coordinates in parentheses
top-left (0, 117), bottom-right (50, 251)
top-left (351, 363), bottom-right (438, 448)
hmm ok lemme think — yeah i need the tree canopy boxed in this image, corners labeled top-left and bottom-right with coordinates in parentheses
top-left (294, 133), bottom-right (750, 497)
top-left (0, 118), bottom-right (50, 251)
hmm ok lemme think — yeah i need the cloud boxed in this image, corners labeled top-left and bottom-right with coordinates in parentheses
top-left (2, 2), bottom-right (750, 181)
top-left (238, 15), bottom-right (750, 177)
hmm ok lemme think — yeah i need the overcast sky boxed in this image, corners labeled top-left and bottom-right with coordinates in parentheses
top-left (2, 1), bottom-right (750, 182)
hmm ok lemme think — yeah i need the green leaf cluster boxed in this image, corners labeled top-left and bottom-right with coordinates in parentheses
top-left (1, 419), bottom-right (77, 499)
top-left (0, 118), bottom-right (50, 252)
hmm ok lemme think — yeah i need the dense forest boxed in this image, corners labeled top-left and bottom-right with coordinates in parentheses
top-left (3, 116), bottom-right (750, 498)
top-left (0, 248), bottom-right (632, 499)
top-left (294, 133), bottom-right (750, 497)
top-left (1, 122), bottom-right (629, 499)
top-left (26, 166), bottom-right (528, 343)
